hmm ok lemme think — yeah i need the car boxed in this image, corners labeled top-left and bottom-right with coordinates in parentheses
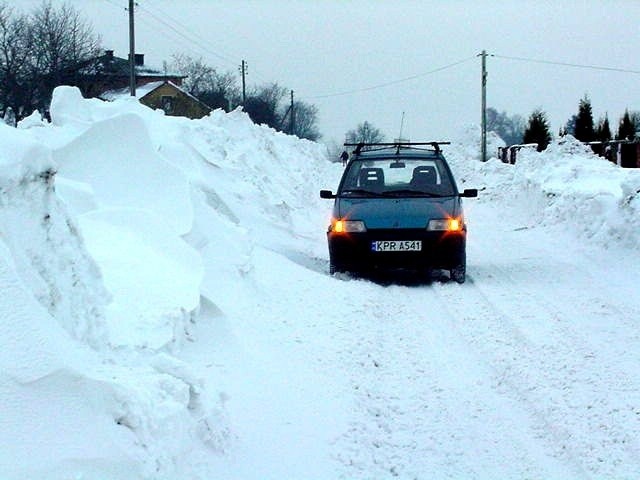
top-left (320, 142), bottom-right (477, 283)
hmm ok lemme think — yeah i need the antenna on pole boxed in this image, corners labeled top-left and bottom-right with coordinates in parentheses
top-left (397, 111), bottom-right (406, 142)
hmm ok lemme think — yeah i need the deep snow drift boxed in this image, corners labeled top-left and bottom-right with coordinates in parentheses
top-left (1, 86), bottom-right (639, 479)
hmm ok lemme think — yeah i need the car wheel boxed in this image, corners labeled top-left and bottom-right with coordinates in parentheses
top-left (450, 263), bottom-right (466, 284)
top-left (329, 263), bottom-right (344, 275)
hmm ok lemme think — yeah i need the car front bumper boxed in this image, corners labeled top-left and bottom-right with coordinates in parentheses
top-left (328, 228), bottom-right (466, 273)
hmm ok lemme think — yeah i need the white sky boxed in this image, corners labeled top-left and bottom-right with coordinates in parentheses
top-left (19, 0), bottom-right (640, 145)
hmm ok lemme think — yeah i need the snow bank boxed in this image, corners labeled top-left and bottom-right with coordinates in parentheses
top-left (51, 94), bottom-right (200, 350)
top-left (0, 123), bottom-right (107, 347)
top-left (47, 88), bottom-right (333, 350)
top-left (447, 133), bottom-right (640, 249)
top-left (0, 125), bottom-right (132, 478)
top-left (1, 86), bottom-right (332, 479)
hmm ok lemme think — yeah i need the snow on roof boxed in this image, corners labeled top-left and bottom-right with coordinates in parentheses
top-left (100, 80), bottom-right (166, 101)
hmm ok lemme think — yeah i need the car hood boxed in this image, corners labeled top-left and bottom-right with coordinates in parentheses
top-left (336, 196), bottom-right (460, 229)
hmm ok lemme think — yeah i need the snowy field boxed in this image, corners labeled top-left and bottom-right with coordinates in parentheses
top-left (1, 87), bottom-right (640, 479)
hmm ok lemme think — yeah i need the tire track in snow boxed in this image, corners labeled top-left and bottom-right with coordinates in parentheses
top-left (431, 206), bottom-right (640, 479)
top-left (328, 277), bottom-right (584, 479)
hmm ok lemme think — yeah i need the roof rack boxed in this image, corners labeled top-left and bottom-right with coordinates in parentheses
top-left (344, 141), bottom-right (451, 155)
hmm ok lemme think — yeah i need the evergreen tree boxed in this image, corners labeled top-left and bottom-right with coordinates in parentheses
top-left (523, 109), bottom-right (552, 151)
top-left (564, 114), bottom-right (577, 137)
top-left (616, 110), bottom-right (636, 140)
top-left (574, 95), bottom-right (595, 142)
top-left (595, 115), bottom-right (612, 142)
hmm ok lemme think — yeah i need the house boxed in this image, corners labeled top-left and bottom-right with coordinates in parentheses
top-left (102, 80), bottom-right (212, 120)
top-left (72, 50), bottom-right (186, 100)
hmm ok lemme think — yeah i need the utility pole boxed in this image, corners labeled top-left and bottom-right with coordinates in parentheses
top-left (128, 0), bottom-right (136, 96)
top-left (480, 50), bottom-right (488, 162)
top-left (290, 90), bottom-right (295, 136)
top-left (240, 60), bottom-right (247, 105)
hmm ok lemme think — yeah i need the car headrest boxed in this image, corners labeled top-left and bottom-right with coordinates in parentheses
top-left (411, 166), bottom-right (437, 186)
top-left (359, 167), bottom-right (385, 187)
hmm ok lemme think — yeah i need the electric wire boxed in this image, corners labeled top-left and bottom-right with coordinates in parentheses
top-left (141, 2), bottom-right (276, 83)
top-left (306, 55), bottom-right (477, 100)
top-left (137, 4), bottom-right (237, 67)
top-left (97, 4), bottom-right (640, 104)
top-left (492, 54), bottom-right (640, 75)
top-left (101, 0), bottom-right (123, 10)
top-left (142, 1), bottom-right (239, 61)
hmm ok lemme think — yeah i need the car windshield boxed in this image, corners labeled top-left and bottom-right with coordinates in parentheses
top-left (339, 157), bottom-right (456, 197)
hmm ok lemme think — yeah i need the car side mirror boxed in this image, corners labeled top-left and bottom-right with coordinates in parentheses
top-left (460, 189), bottom-right (478, 198)
top-left (320, 190), bottom-right (336, 199)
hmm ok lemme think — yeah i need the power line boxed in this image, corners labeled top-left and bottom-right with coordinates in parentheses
top-left (492, 54), bottom-right (640, 74)
top-left (306, 56), bottom-right (477, 99)
top-left (143, 1), bottom-right (240, 60)
top-left (136, 4), bottom-right (238, 67)
top-left (101, 0), bottom-right (123, 9)
top-left (100, 0), bottom-right (272, 87)
top-left (136, 3), bottom-right (271, 84)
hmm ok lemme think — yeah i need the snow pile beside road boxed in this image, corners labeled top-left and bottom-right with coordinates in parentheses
top-left (448, 134), bottom-right (640, 249)
top-left (1, 86), bottom-right (333, 479)
top-left (0, 123), bottom-right (107, 346)
top-left (51, 95), bottom-right (200, 351)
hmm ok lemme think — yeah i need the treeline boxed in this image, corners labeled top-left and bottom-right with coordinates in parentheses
top-left (168, 54), bottom-right (320, 141)
top-left (0, 2), bottom-right (321, 140)
top-left (0, 2), bottom-right (101, 120)
top-left (490, 96), bottom-right (639, 152)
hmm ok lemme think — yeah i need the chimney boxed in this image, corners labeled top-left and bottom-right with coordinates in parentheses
top-left (105, 49), bottom-right (114, 60)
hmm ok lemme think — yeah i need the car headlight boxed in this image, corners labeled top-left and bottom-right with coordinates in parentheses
top-left (331, 219), bottom-right (367, 233)
top-left (427, 218), bottom-right (462, 232)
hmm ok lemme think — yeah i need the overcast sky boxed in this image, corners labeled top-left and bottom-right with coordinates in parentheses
top-left (20, 0), bottom-right (640, 146)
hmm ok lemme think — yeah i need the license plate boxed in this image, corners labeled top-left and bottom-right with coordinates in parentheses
top-left (371, 240), bottom-right (422, 252)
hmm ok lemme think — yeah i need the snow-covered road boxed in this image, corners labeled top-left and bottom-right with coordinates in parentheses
top-left (5, 92), bottom-right (639, 479)
top-left (184, 195), bottom-right (640, 480)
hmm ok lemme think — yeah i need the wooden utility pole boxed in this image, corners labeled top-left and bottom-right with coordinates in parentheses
top-left (240, 60), bottom-right (247, 104)
top-left (129, 0), bottom-right (136, 96)
top-left (290, 90), bottom-right (295, 135)
top-left (480, 50), bottom-right (488, 162)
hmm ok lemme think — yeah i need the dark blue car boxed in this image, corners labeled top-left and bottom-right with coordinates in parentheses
top-left (320, 142), bottom-right (477, 283)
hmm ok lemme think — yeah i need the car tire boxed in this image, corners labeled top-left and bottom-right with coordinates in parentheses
top-left (450, 264), bottom-right (466, 284)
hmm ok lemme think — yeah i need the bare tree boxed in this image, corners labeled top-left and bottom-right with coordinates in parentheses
top-left (0, 4), bottom-right (31, 117)
top-left (28, 2), bottom-right (101, 108)
top-left (291, 101), bottom-right (320, 141)
top-left (487, 107), bottom-right (525, 146)
top-left (170, 54), bottom-right (216, 95)
top-left (345, 121), bottom-right (386, 145)
top-left (169, 54), bottom-right (238, 110)
top-left (243, 82), bottom-right (287, 127)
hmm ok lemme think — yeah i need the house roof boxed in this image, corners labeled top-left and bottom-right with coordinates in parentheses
top-left (100, 81), bottom-right (166, 101)
top-left (79, 51), bottom-right (185, 80)
top-left (101, 81), bottom-right (212, 113)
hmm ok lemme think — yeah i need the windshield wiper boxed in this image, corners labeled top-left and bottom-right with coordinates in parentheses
top-left (340, 189), bottom-right (380, 196)
top-left (382, 189), bottom-right (447, 197)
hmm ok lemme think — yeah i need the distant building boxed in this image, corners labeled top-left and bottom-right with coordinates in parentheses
top-left (102, 80), bottom-right (212, 120)
top-left (71, 50), bottom-right (186, 100)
